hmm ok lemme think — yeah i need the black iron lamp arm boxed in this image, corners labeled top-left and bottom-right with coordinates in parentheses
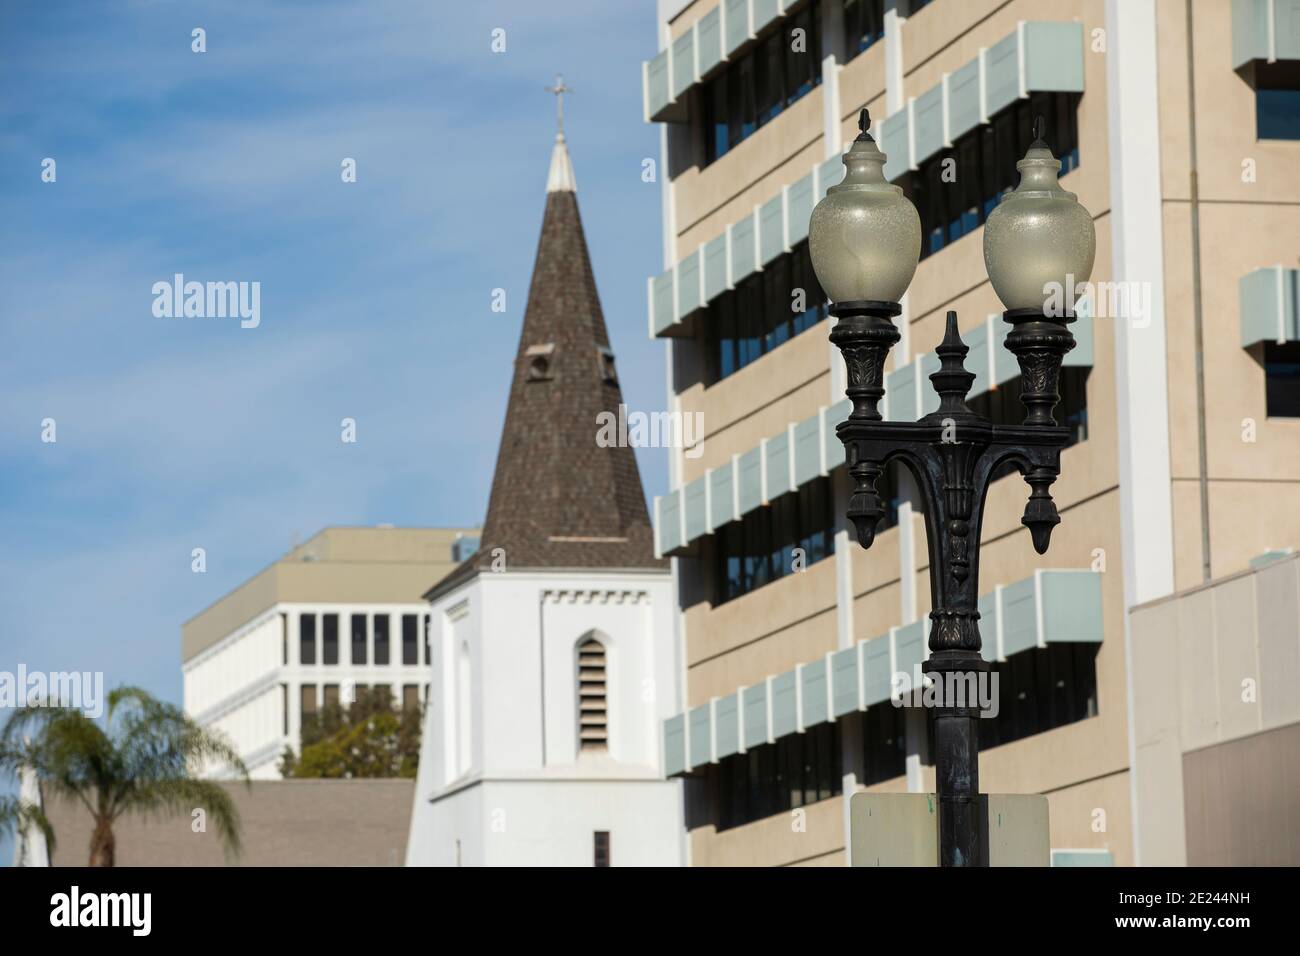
top-left (831, 308), bottom-right (1077, 658)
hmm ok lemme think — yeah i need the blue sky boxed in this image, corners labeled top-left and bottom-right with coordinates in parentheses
top-left (0, 0), bottom-right (667, 732)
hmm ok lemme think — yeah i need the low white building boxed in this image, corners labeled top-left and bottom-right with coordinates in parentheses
top-left (405, 124), bottom-right (684, 867)
top-left (182, 526), bottom-right (478, 778)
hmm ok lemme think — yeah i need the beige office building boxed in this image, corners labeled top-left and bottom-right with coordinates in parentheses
top-left (182, 526), bottom-right (478, 777)
top-left (643, 0), bottom-right (1300, 865)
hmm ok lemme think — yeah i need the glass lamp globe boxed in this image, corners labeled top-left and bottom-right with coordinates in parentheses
top-left (983, 119), bottom-right (1095, 313)
top-left (809, 109), bottom-right (921, 305)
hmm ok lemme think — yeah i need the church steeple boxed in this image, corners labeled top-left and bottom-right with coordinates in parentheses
top-left (426, 89), bottom-right (662, 598)
top-left (545, 74), bottom-right (576, 193)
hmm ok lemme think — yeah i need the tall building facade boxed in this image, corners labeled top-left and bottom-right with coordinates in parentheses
top-left (643, 0), bottom-right (1300, 865)
top-left (183, 526), bottom-right (478, 778)
top-left (405, 126), bottom-right (684, 867)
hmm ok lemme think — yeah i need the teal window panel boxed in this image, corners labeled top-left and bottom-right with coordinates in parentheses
top-left (697, 7), bottom-right (724, 76)
top-left (684, 476), bottom-right (709, 543)
top-left (786, 173), bottom-right (814, 245)
top-left (948, 59), bottom-right (982, 140)
top-left (967, 321), bottom-right (991, 397)
top-left (652, 269), bottom-right (676, 336)
top-left (765, 432), bottom-right (792, 500)
top-left (657, 490), bottom-right (683, 554)
top-left (738, 447), bottom-right (764, 515)
top-left (1232, 0), bottom-right (1272, 68)
top-left (771, 671), bottom-right (799, 739)
top-left (1251, 548), bottom-right (1295, 569)
top-left (688, 703), bottom-right (712, 767)
top-left (1240, 267), bottom-right (1299, 347)
top-left (831, 646), bottom-right (860, 717)
top-left (895, 621), bottom-right (925, 691)
top-left (912, 85), bottom-right (946, 166)
top-left (1000, 576), bottom-right (1038, 657)
top-left (824, 401), bottom-right (850, 470)
top-left (817, 154), bottom-right (844, 200)
top-left (672, 30), bottom-right (696, 99)
top-left (1278, 0), bottom-right (1300, 60)
top-left (880, 109), bottom-right (911, 182)
top-left (863, 633), bottom-right (893, 706)
top-left (677, 250), bottom-right (702, 319)
top-left (663, 715), bottom-right (686, 777)
top-left (993, 316), bottom-right (1020, 384)
top-left (725, 0), bottom-right (751, 56)
top-left (646, 50), bottom-right (671, 120)
top-left (984, 31), bottom-right (1021, 117)
top-left (760, 194), bottom-right (786, 265)
top-left (752, 0), bottom-right (780, 34)
top-left (1039, 570), bottom-right (1104, 645)
top-left (1067, 312), bottom-right (1095, 368)
top-left (743, 683), bottom-right (768, 749)
top-left (919, 352), bottom-right (941, 417)
top-left (794, 414), bottom-right (822, 486)
top-left (730, 214), bottom-right (758, 284)
top-left (715, 693), bottom-right (741, 758)
top-left (709, 463), bottom-right (736, 531)
top-left (1024, 22), bottom-right (1084, 94)
top-left (887, 362), bottom-right (917, 422)
top-left (1051, 849), bottom-right (1114, 867)
top-left (978, 590), bottom-right (999, 663)
top-left (800, 659), bottom-right (829, 728)
top-left (704, 234), bottom-right (729, 304)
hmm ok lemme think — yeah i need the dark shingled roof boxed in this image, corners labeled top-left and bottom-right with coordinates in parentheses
top-left (426, 143), bottom-right (664, 601)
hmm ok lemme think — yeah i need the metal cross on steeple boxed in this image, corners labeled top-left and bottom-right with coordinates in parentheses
top-left (545, 74), bottom-right (573, 136)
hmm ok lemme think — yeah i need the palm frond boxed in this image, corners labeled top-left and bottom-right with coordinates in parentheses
top-left (127, 778), bottom-right (243, 859)
top-left (0, 795), bottom-right (57, 859)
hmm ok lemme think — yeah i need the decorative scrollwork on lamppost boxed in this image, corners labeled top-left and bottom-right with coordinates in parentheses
top-left (809, 110), bottom-right (1095, 867)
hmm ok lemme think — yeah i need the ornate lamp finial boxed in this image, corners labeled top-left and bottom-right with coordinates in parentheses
top-left (1030, 115), bottom-right (1047, 149)
top-left (929, 311), bottom-right (977, 417)
top-left (856, 107), bottom-right (873, 141)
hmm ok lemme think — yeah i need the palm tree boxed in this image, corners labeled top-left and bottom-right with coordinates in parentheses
top-left (0, 686), bottom-right (249, 866)
top-left (0, 789), bottom-right (56, 865)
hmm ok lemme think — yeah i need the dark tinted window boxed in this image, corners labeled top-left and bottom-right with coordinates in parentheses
top-left (843, 0), bottom-right (885, 57)
top-left (402, 614), bottom-right (419, 665)
top-left (714, 477), bottom-right (839, 605)
top-left (351, 614), bottom-right (367, 665)
top-left (714, 721), bottom-right (842, 829)
top-left (702, 1), bottom-right (822, 165)
top-left (299, 614), bottom-right (316, 665)
top-left (374, 614), bottom-right (390, 665)
top-left (706, 242), bottom-right (828, 384)
top-left (1254, 60), bottom-right (1300, 139)
top-left (900, 91), bottom-right (1081, 261)
top-left (1265, 342), bottom-right (1300, 417)
top-left (862, 703), bottom-right (907, 785)
top-left (975, 643), bottom-right (1099, 750)
top-left (322, 614), bottom-right (338, 665)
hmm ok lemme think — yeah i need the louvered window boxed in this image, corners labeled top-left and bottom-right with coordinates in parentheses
top-left (577, 637), bottom-right (608, 751)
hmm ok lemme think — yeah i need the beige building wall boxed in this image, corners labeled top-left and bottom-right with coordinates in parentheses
top-left (652, 0), bottom-right (1300, 866)
top-left (182, 526), bottom-right (478, 662)
top-left (44, 779), bottom-right (414, 867)
top-left (1130, 553), bottom-right (1300, 866)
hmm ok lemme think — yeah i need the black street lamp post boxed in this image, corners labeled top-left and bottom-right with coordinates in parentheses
top-left (809, 110), bottom-right (1095, 867)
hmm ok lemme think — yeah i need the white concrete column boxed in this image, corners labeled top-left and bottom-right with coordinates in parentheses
top-left (840, 712), bottom-right (864, 864)
top-left (1104, 0), bottom-right (1177, 867)
top-left (820, 0), bottom-right (846, 157)
top-left (1103, 1), bottom-right (1175, 605)
top-left (884, 2), bottom-right (907, 114)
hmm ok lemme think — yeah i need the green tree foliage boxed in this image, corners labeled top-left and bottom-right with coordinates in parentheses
top-left (0, 686), bottom-right (248, 866)
top-left (279, 686), bottom-right (422, 779)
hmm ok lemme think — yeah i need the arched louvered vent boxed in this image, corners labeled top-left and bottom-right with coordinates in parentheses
top-left (577, 636), bottom-right (608, 751)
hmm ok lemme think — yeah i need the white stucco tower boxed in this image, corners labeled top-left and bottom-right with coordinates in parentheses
top-left (405, 110), bottom-right (683, 867)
